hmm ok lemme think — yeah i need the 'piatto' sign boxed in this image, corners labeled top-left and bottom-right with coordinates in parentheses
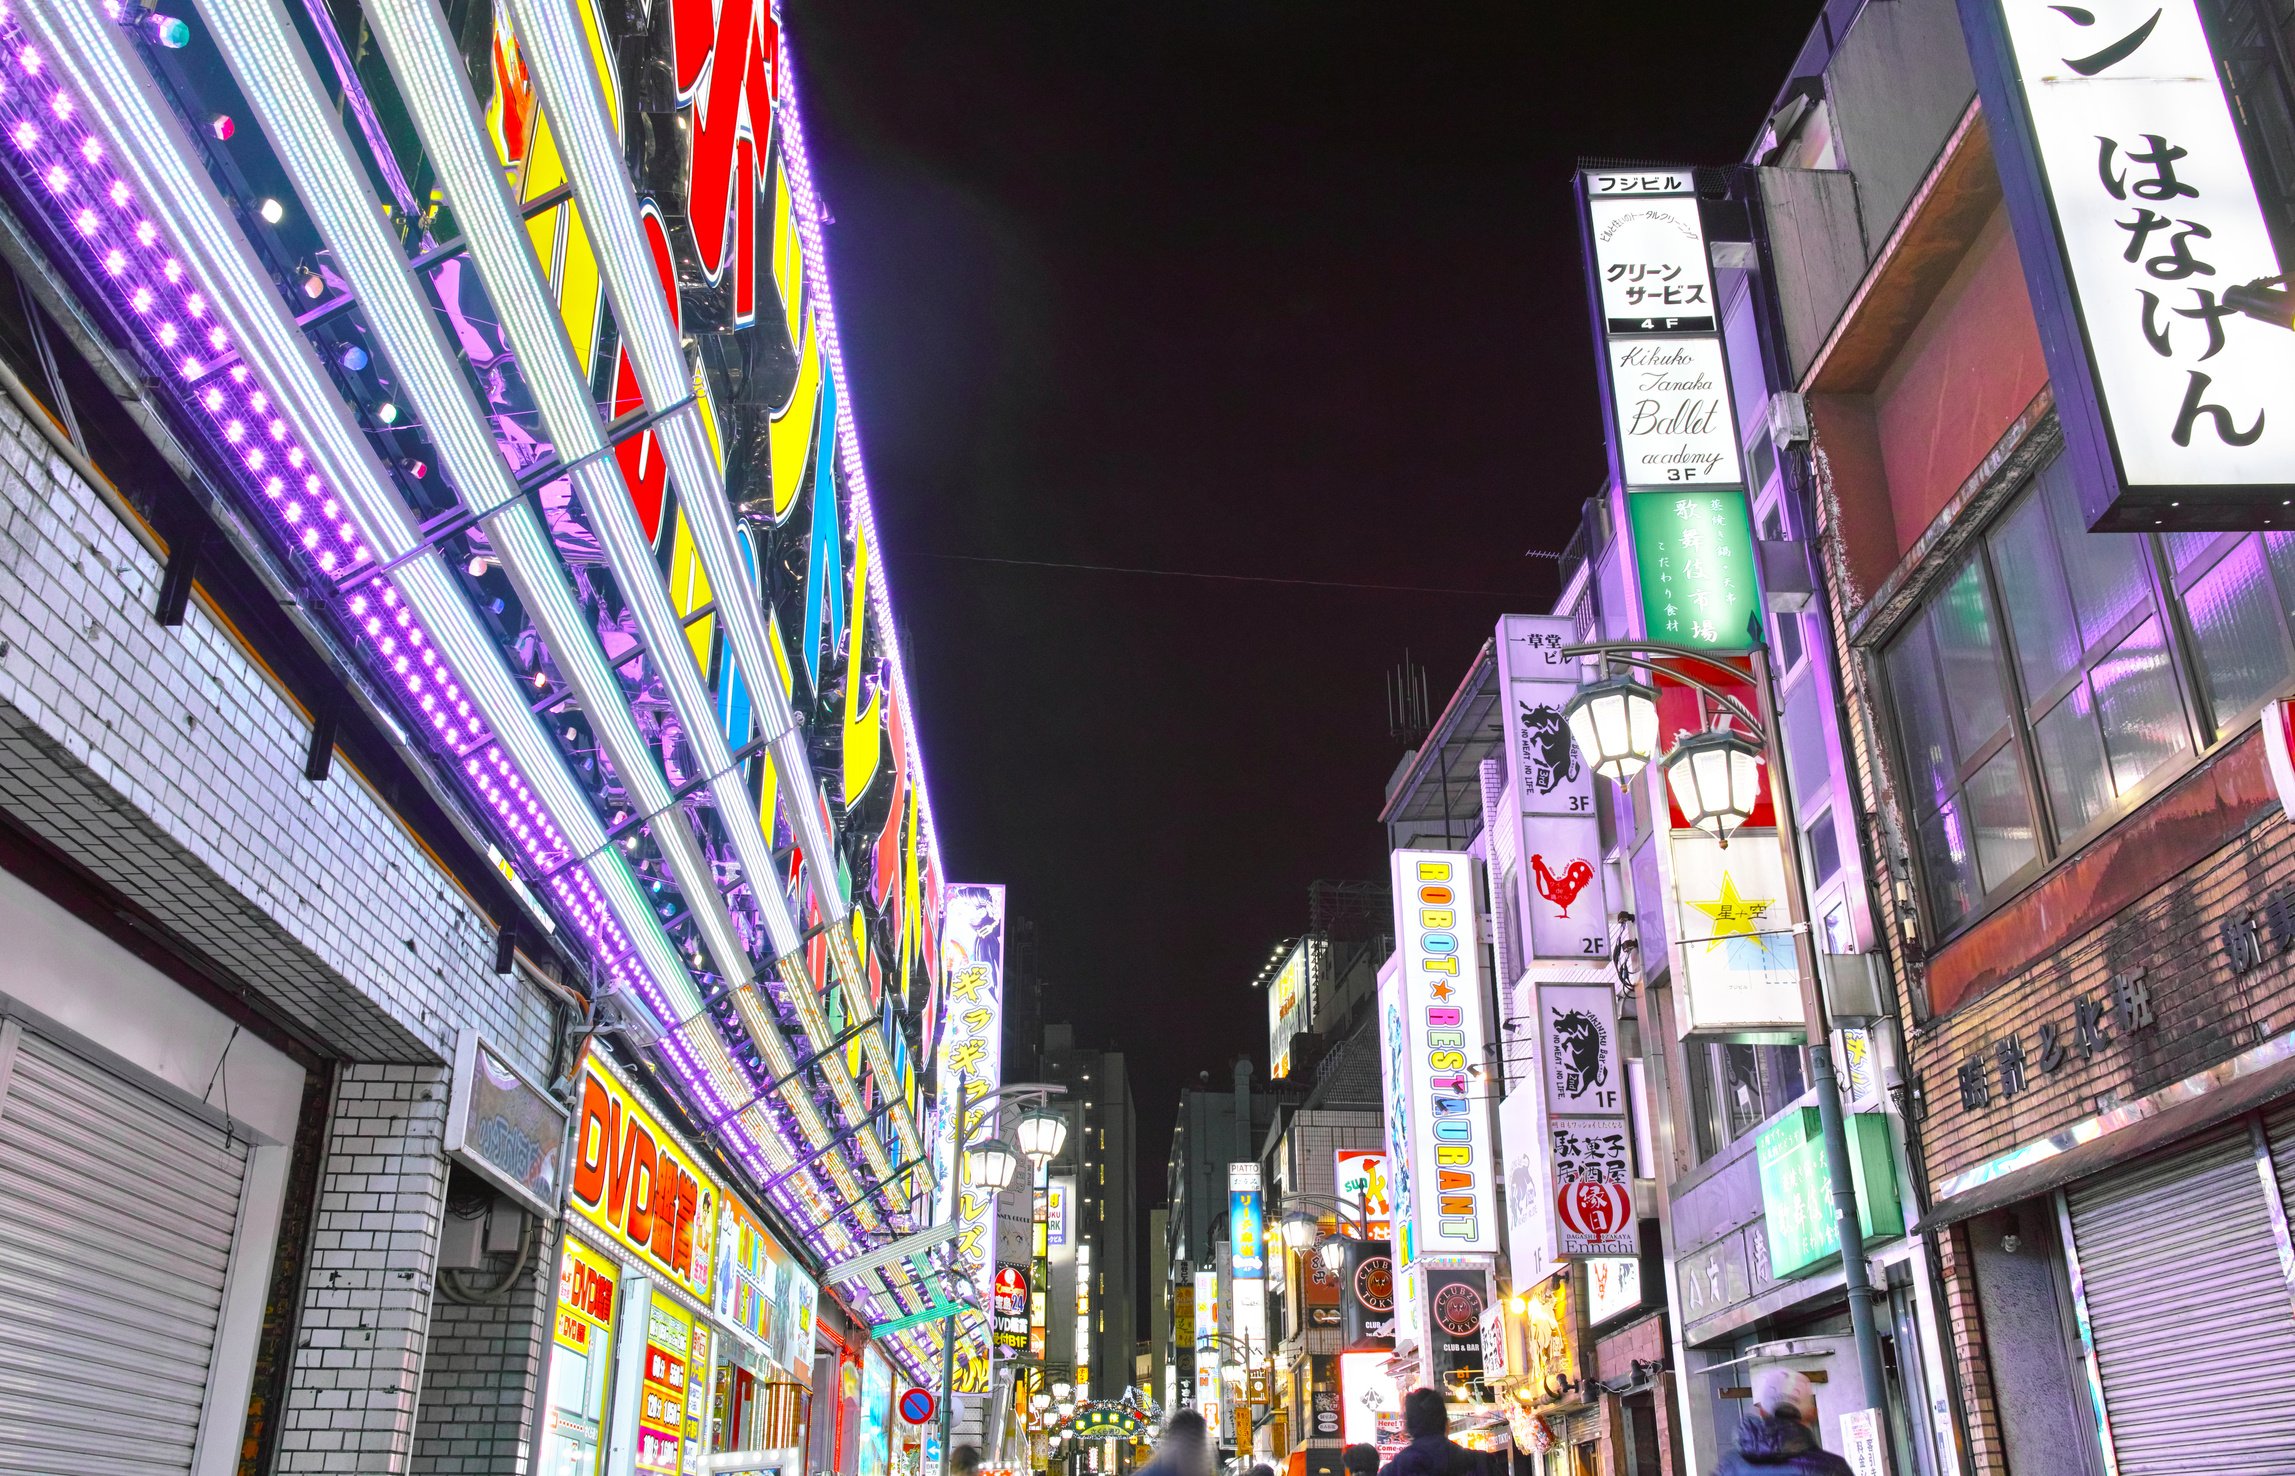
top-left (569, 1051), bottom-right (721, 1301)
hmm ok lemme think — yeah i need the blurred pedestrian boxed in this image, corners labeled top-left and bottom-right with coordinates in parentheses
top-left (950, 1446), bottom-right (982, 1476)
top-left (1377, 1388), bottom-right (1477, 1476)
top-left (1343, 1444), bottom-right (1380, 1476)
top-left (1711, 1369), bottom-right (1853, 1475)
top-left (1140, 1409), bottom-right (1215, 1476)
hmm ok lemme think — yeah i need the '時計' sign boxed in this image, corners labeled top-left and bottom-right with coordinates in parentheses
top-left (1966, 0), bottom-right (2295, 527)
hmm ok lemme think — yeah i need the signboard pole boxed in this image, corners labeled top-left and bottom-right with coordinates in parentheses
top-left (1747, 645), bottom-right (1890, 1468)
top-left (937, 1071), bottom-right (966, 1476)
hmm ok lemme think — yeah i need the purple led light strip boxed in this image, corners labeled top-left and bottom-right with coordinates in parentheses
top-left (771, 31), bottom-right (945, 880)
top-left (0, 8), bottom-right (698, 1017)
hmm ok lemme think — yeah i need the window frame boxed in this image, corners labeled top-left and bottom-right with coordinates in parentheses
top-left (1878, 454), bottom-right (2295, 968)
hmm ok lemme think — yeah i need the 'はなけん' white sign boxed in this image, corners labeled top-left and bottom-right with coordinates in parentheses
top-left (1975, 0), bottom-right (2295, 522)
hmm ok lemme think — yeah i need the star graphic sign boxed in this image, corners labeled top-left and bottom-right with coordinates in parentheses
top-left (1688, 872), bottom-right (1773, 950)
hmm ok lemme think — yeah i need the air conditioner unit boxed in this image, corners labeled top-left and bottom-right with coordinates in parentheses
top-left (1767, 391), bottom-right (1811, 450)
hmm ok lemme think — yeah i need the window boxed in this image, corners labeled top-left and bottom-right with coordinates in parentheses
top-left (1881, 450), bottom-right (2295, 945)
top-left (1687, 1041), bottom-right (1806, 1161)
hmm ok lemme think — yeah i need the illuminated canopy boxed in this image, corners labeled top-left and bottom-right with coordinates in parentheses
top-left (0, 0), bottom-right (956, 1374)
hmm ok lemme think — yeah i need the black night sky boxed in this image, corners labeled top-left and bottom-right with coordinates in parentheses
top-left (782, 2), bottom-right (1820, 1224)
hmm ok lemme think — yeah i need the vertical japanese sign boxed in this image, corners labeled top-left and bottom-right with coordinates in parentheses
top-left (1579, 168), bottom-right (1764, 651)
top-left (1496, 616), bottom-right (1609, 964)
top-left (1966, 0), bottom-right (2295, 526)
top-left (1626, 491), bottom-right (1762, 652)
top-left (935, 883), bottom-right (1006, 1393)
top-left (1193, 1268), bottom-right (1222, 1439)
top-left (1229, 1163), bottom-right (1265, 1278)
top-left (1542, 978), bottom-right (1635, 1257)
top-left (1374, 956), bottom-right (1418, 1270)
top-left (1386, 852), bottom-right (1500, 1261)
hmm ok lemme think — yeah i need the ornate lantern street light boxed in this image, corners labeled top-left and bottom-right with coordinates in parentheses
top-left (1661, 723), bottom-right (1767, 843)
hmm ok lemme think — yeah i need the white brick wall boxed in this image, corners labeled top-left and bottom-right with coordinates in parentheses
top-left (277, 1064), bottom-right (452, 1474)
top-left (0, 386), bottom-right (552, 1068)
top-left (0, 358), bottom-right (569, 1467)
top-left (412, 1237), bottom-right (551, 1474)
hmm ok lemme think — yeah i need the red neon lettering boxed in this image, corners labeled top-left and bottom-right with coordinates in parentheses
top-left (670, 0), bottom-right (778, 317)
top-left (571, 1073), bottom-right (612, 1208)
top-left (608, 206), bottom-right (680, 542)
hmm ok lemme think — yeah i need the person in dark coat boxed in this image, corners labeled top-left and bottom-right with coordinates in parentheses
top-left (1138, 1409), bottom-right (1214, 1476)
top-left (1712, 1369), bottom-right (1854, 1476)
top-left (1342, 1444), bottom-right (1380, 1476)
top-left (1377, 1388), bottom-right (1478, 1476)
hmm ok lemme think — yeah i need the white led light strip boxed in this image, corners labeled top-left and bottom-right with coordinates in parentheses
top-left (12, 0), bottom-right (732, 1109)
top-left (500, 0), bottom-right (925, 1168)
top-left (336, 0), bottom-right (906, 1197)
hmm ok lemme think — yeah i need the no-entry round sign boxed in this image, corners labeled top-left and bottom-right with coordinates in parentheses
top-left (899, 1387), bottom-right (937, 1425)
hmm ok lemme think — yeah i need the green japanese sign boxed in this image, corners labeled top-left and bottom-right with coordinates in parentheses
top-left (1628, 490), bottom-right (1761, 651)
top-left (1755, 1108), bottom-right (1905, 1278)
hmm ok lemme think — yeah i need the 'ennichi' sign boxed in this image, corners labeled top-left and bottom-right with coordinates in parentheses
top-left (1965, 0), bottom-right (2295, 528)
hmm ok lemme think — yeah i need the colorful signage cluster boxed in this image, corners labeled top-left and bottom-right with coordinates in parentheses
top-left (1384, 851), bottom-right (1500, 1267)
top-left (1970, 0), bottom-right (2295, 526)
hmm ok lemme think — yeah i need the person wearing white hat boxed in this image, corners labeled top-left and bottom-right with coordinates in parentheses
top-left (1710, 1368), bottom-right (1855, 1476)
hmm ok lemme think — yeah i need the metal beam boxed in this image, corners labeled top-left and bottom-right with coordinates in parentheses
top-left (870, 1301), bottom-right (967, 1339)
top-left (825, 1222), bottom-right (959, 1284)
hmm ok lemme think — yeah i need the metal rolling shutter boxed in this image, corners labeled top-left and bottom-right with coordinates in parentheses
top-left (0, 1022), bottom-right (251, 1476)
top-left (2064, 1125), bottom-right (2295, 1474)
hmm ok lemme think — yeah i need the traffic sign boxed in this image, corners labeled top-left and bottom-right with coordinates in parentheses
top-left (899, 1387), bottom-right (938, 1425)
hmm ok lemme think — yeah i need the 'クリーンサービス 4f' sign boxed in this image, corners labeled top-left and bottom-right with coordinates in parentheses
top-left (1967, 0), bottom-right (2295, 527)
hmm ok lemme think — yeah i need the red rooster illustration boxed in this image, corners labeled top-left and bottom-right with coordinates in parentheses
top-left (1532, 854), bottom-right (1595, 918)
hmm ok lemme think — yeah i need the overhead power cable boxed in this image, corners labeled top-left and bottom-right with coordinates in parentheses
top-left (911, 550), bottom-right (1537, 599)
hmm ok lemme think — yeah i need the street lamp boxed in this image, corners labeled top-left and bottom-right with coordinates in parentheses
top-left (967, 1136), bottom-right (1021, 1192)
top-left (1661, 723), bottom-right (1766, 843)
top-left (1016, 1104), bottom-right (1069, 1166)
top-left (1561, 672), bottom-right (1660, 781)
top-left (1559, 637), bottom-right (1888, 1441)
top-left (1317, 1237), bottom-right (1347, 1276)
top-left (1278, 1209), bottom-right (1319, 1252)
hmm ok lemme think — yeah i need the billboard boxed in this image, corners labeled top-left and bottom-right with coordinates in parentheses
top-left (1229, 1162), bottom-right (1265, 1279)
top-left (1966, 0), bottom-right (2295, 527)
top-left (1339, 1239), bottom-right (1396, 1350)
top-left (1267, 941), bottom-right (1313, 1081)
top-left (1385, 851), bottom-right (1500, 1259)
top-left (1334, 1149), bottom-right (1392, 1241)
top-left (1422, 1262), bottom-right (1492, 1389)
top-left (936, 882), bottom-right (1007, 1392)
top-left (568, 1052), bottom-right (720, 1304)
top-left (1337, 1350), bottom-right (1403, 1452)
